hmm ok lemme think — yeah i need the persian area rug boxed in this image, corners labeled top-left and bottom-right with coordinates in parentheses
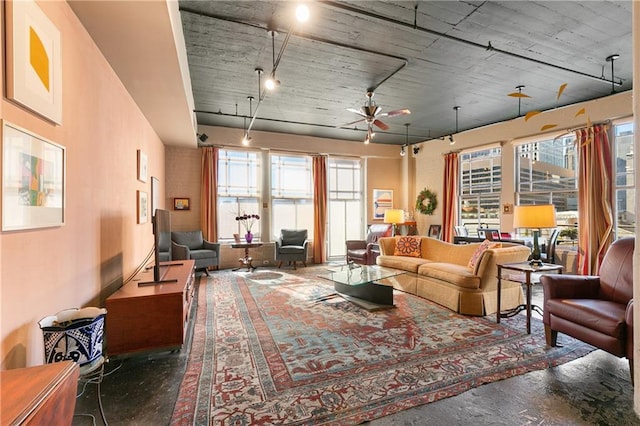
top-left (171, 267), bottom-right (594, 425)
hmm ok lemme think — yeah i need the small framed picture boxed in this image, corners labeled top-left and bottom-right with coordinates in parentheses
top-left (428, 224), bottom-right (442, 239)
top-left (137, 149), bottom-right (148, 182)
top-left (174, 197), bottom-right (190, 210)
top-left (137, 191), bottom-right (148, 224)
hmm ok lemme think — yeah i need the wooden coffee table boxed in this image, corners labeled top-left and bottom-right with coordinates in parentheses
top-left (321, 265), bottom-right (404, 311)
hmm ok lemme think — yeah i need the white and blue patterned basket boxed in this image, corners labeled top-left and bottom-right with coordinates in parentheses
top-left (39, 307), bottom-right (106, 368)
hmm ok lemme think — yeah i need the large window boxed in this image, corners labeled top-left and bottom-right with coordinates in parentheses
top-left (217, 149), bottom-right (261, 241)
top-left (271, 154), bottom-right (314, 239)
top-left (614, 122), bottom-right (635, 238)
top-left (460, 147), bottom-right (502, 234)
top-left (515, 135), bottom-right (577, 237)
top-left (327, 157), bottom-right (362, 258)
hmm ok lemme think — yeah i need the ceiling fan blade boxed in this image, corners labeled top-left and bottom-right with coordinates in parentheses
top-left (347, 108), bottom-right (367, 118)
top-left (373, 119), bottom-right (389, 130)
top-left (339, 118), bottom-right (366, 128)
top-left (380, 108), bottom-right (411, 118)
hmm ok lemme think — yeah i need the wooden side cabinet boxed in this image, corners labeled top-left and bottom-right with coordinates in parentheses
top-left (106, 260), bottom-right (196, 356)
top-left (1, 361), bottom-right (79, 425)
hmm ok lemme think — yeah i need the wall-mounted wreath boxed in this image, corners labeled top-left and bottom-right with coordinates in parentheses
top-left (416, 188), bottom-right (437, 215)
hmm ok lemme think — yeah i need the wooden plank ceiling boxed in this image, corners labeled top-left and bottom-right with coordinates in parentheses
top-left (179, 0), bottom-right (632, 145)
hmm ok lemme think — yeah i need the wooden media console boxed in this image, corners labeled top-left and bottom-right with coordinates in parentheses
top-left (106, 260), bottom-right (196, 356)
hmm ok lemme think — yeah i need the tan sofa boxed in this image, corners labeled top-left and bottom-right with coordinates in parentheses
top-left (376, 236), bottom-right (531, 316)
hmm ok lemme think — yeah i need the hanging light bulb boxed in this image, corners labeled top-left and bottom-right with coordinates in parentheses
top-left (242, 133), bottom-right (251, 146)
top-left (400, 144), bottom-right (407, 157)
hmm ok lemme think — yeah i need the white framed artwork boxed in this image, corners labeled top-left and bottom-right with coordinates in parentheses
top-left (6, 0), bottom-right (63, 124)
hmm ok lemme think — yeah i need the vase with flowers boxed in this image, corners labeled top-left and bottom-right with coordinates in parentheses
top-left (236, 213), bottom-right (260, 243)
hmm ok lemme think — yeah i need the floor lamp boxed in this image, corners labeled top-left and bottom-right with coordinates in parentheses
top-left (513, 204), bottom-right (557, 266)
top-left (384, 209), bottom-right (405, 237)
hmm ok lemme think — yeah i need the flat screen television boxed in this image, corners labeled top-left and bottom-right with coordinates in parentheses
top-left (139, 208), bottom-right (177, 286)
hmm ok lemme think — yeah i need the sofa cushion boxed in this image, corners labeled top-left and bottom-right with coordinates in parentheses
top-left (467, 240), bottom-right (501, 269)
top-left (418, 263), bottom-right (481, 289)
top-left (393, 236), bottom-right (422, 257)
top-left (377, 255), bottom-right (430, 273)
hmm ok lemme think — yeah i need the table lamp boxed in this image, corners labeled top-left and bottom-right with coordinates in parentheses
top-left (513, 204), bottom-right (557, 266)
top-left (383, 209), bottom-right (405, 237)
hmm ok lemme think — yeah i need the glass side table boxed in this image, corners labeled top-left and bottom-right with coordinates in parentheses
top-left (496, 262), bottom-right (563, 334)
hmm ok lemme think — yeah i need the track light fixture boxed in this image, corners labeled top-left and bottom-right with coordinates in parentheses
top-left (413, 145), bottom-right (420, 155)
top-left (197, 133), bottom-right (208, 143)
top-left (606, 54), bottom-right (620, 94)
top-left (400, 144), bottom-right (407, 157)
top-left (450, 106), bottom-right (461, 145)
top-left (265, 31), bottom-right (281, 91)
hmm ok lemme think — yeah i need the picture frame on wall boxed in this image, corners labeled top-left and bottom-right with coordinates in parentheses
top-left (372, 189), bottom-right (393, 220)
top-left (137, 191), bottom-right (148, 224)
top-left (2, 121), bottom-right (65, 231)
top-left (174, 198), bottom-right (190, 211)
top-left (5, 0), bottom-right (63, 124)
top-left (137, 150), bottom-right (148, 183)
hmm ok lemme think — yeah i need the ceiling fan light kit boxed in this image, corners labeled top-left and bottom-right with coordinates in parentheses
top-left (344, 91), bottom-right (411, 144)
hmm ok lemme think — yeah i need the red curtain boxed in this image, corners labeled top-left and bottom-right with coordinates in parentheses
top-left (201, 147), bottom-right (218, 242)
top-left (576, 124), bottom-right (613, 275)
top-left (312, 155), bottom-right (327, 263)
top-left (442, 152), bottom-right (459, 243)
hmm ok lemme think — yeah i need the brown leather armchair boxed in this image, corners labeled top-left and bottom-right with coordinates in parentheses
top-left (541, 237), bottom-right (634, 379)
top-left (346, 224), bottom-right (392, 265)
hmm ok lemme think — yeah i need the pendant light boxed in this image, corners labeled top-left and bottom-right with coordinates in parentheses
top-left (606, 54), bottom-right (620, 94)
top-left (450, 106), bottom-right (460, 145)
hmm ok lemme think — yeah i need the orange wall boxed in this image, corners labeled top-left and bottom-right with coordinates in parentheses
top-left (0, 1), bottom-right (165, 369)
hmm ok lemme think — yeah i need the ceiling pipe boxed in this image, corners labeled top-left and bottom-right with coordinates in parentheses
top-left (318, 0), bottom-right (623, 87)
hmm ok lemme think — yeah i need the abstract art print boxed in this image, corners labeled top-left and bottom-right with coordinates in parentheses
top-left (6, 0), bottom-right (63, 124)
top-left (2, 121), bottom-right (65, 231)
top-left (373, 189), bottom-right (393, 220)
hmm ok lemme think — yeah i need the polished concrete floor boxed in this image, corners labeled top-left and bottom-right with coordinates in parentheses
top-left (73, 275), bottom-right (640, 426)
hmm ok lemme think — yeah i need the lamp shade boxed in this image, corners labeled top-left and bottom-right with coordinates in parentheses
top-left (513, 204), bottom-right (557, 229)
top-left (383, 209), bottom-right (405, 225)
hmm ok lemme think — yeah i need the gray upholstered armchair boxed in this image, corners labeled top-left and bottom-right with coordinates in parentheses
top-left (157, 230), bottom-right (172, 262)
top-left (275, 229), bottom-right (309, 269)
top-left (171, 231), bottom-right (220, 275)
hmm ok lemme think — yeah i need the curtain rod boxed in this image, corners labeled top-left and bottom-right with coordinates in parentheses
top-left (552, 119), bottom-right (612, 141)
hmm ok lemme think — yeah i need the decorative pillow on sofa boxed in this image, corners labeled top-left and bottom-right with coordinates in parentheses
top-left (467, 240), bottom-right (502, 270)
top-left (393, 236), bottom-right (422, 257)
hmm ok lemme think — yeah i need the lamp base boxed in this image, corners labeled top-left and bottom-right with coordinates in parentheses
top-left (529, 259), bottom-right (544, 267)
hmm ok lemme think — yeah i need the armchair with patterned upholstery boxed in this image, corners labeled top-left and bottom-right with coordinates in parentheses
top-left (346, 224), bottom-right (393, 265)
top-left (275, 229), bottom-right (309, 269)
top-left (171, 230), bottom-right (220, 275)
top-left (541, 237), bottom-right (634, 380)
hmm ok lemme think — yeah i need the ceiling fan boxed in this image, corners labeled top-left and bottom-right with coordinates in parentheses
top-left (342, 91), bottom-right (411, 141)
